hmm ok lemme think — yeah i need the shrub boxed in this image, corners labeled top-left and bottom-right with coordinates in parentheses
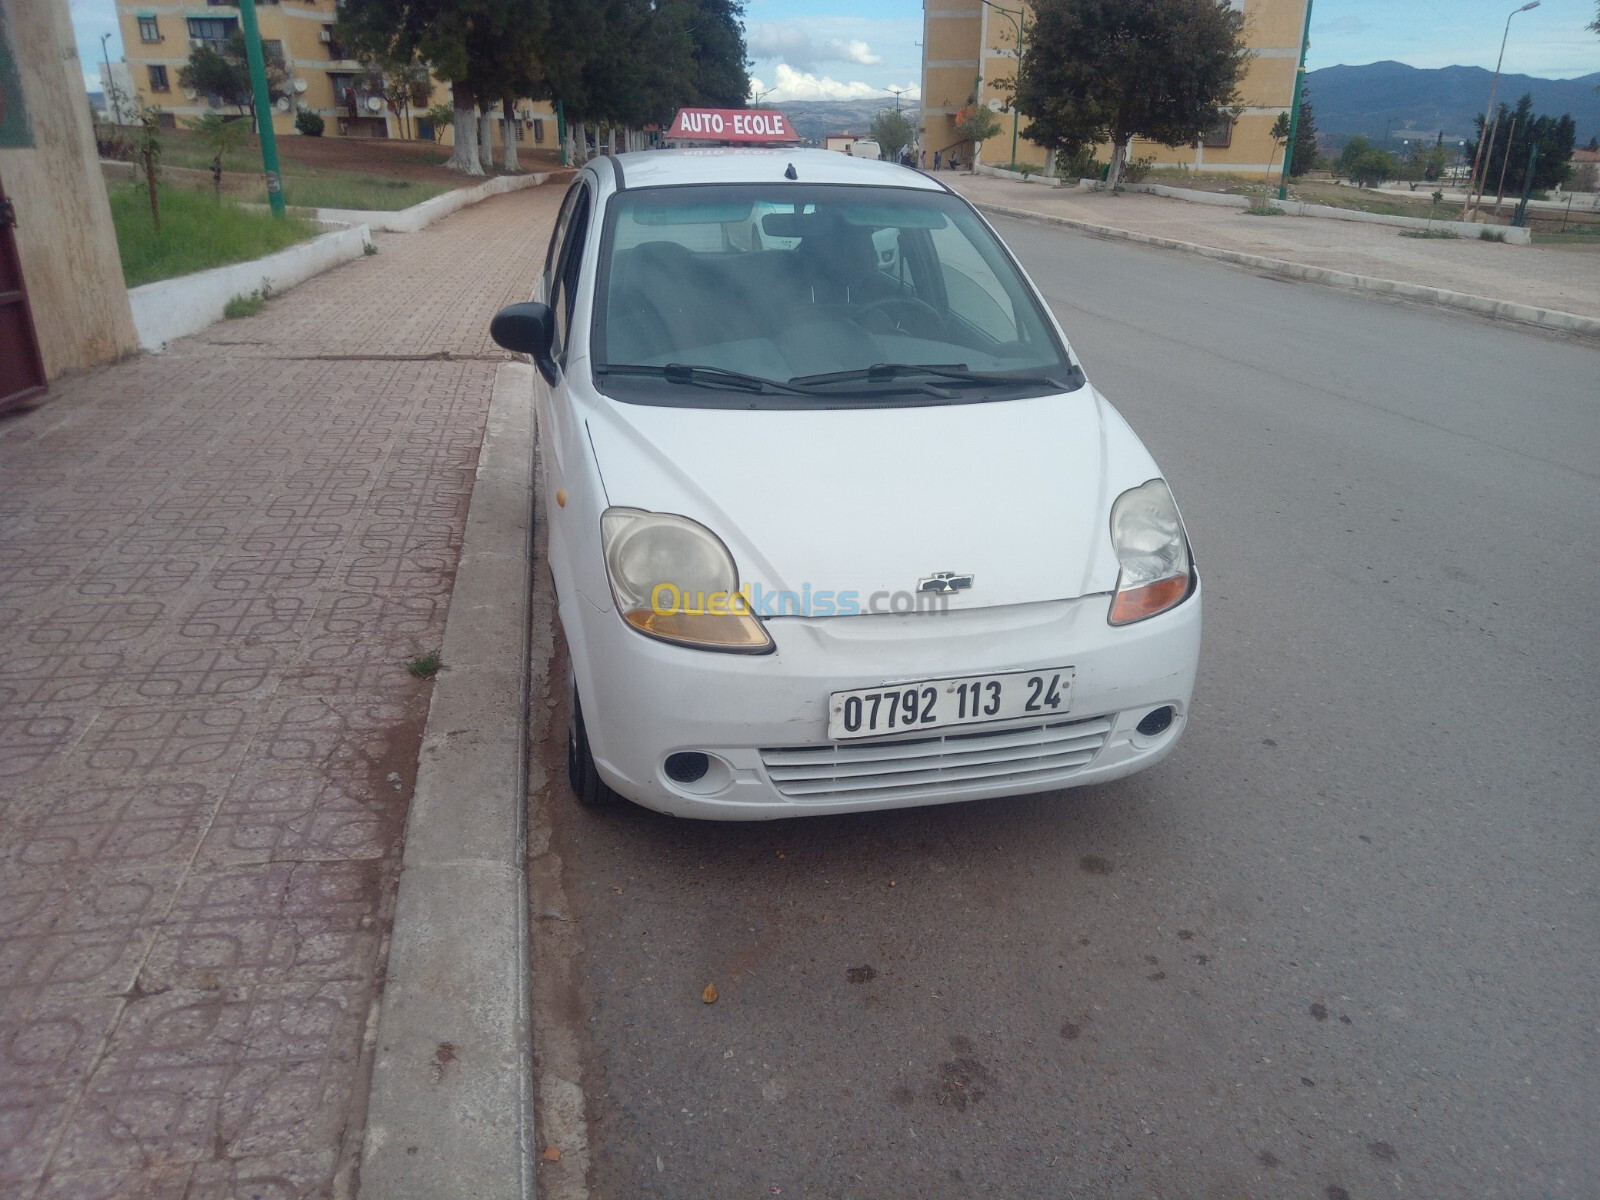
top-left (1479, 227), bottom-right (1507, 242)
top-left (1121, 155), bottom-right (1157, 184)
top-left (1056, 147), bottom-right (1105, 182)
top-left (295, 110), bottom-right (325, 137)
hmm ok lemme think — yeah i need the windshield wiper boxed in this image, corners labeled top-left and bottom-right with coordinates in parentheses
top-left (597, 363), bottom-right (812, 395)
top-left (789, 362), bottom-right (1081, 389)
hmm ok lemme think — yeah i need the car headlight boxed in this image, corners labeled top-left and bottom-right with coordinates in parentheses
top-left (600, 508), bottom-right (773, 653)
top-left (1108, 479), bottom-right (1194, 625)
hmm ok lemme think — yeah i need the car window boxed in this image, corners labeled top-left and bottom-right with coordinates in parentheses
top-left (592, 183), bottom-right (1072, 404)
top-left (549, 184), bottom-right (593, 364)
top-left (544, 179), bottom-right (583, 288)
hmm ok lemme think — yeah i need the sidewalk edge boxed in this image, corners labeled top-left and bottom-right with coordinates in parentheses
top-left (974, 201), bottom-right (1600, 339)
top-left (358, 362), bottom-right (537, 1200)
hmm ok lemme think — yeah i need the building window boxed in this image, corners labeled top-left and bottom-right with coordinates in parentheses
top-left (262, 39), bottom-right (283, 62)
top-left (148, 64), bottom-right (169, 92)
top-left (321, 25), bottom-right (347, 59)
top-left (186, 17), bottom-right (238, 47)
top-left (1202, 117), bottom-right (1233, 149)
top-left (137, 15), bottom-right (160, 42)
top-left (532, 118), bottom-right (545, 143)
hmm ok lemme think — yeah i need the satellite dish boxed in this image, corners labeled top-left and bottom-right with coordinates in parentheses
top-left (987, 98), bottom-right (1004, 113)
top-left (275, 97), bottom-right (290, 112)
top-left (366, 95), bottom-right (383, 112)
top-left (293, 78), bottom-right (308, 93)
top-left (183, 88), bottom-right (198, 101)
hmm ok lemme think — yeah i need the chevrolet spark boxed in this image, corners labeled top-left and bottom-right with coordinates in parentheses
top-left (491, 149), bottom-right (1201, 820)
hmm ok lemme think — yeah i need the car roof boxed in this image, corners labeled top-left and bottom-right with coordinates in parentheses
top-left (603, 147), bottom-right (948, 193)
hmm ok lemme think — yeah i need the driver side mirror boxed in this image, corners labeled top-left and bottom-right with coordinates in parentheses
top-left (489, 302), bottom-right (557, 382)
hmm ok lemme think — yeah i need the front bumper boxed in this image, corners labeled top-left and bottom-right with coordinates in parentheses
top-left (565, 584), bottom-right (1201, 820)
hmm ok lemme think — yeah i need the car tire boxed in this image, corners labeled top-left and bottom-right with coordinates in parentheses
top-left (567, 681), bottom-right (621, 809)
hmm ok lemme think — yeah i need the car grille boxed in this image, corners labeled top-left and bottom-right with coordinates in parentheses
top-left (760, 715), bottom-right (1113, 802)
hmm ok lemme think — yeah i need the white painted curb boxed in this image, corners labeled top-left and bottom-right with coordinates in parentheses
top-left (975, 201), bottom-right (1600, 339)
top-left (127, 222), bottom-right (372, 350)
top-left (359, 362), bottom-right (536, 1200)
top-left (313, 171), bottom-right (552, 233)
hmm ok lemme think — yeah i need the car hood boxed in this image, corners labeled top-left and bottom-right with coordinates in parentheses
top-left (582, 386), bottom-right (1161, 610)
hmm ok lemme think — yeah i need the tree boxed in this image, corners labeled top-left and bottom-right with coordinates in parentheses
top-left (184, 111), bottom-right (249, 197)
top-left (676, 0), bottom-right (750, 108)
top-left (1013, 0), bottom-right (1250, 189)
top-left (1333, 134), bottom-right (1372, 178)
top-left (870, 109), bottom-right (915, 162)
top-left (1287, 87), bottom-right (1320, 175)
top-left (1267, 111), bottom-right (1290, 178)
top-left (1464, 94), bottom-right (1578, 196)
top-left (953, 75), bottom-right (1001, 167)
top-left (177, 32), bottom-right (288, 131)
top-left (1348, 149), bottom-right (1396, 188)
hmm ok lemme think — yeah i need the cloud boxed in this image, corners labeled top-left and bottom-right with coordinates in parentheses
top-left (747, 24), bottom-right (883, 72)
top-left (1315, 16), bottom-right (1370, 35)
top-left (748, 66), bottom-right (919, 104)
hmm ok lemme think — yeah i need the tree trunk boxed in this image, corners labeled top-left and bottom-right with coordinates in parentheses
top-left (1106, 137), bottom-right (1129, 190)
top-left (501, 97), bottom-right (519, 172)
top-left (478, 103), bottom-right (494, 168)
top-left (446, 84), bottom-right (484, 175)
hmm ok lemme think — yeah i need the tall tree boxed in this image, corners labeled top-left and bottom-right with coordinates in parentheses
top-left (1287, 86), bottom-right (1320, 175)
top-left (1012, 0), bottom-right (1250, 188)
top-left (1465, 93), bottom-right (1578, 196)
top-left (680, 0), bottom-right (751, 108)
top-left (870, 108), bottom-right (916, 161)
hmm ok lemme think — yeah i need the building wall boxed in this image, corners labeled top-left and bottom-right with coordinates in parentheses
top-left (113, 0), bottom-right (557, 150)
top-left (0, 0), bottom-right (138, 378)
top-left (922, 0), bottom-right (1311, 179)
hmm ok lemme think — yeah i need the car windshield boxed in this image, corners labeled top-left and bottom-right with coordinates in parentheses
top-left (591, 183), bottom-right (1080, 406)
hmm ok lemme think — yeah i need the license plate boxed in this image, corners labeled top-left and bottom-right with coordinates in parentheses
top-left (827, 667), bottom-right (1075, 741)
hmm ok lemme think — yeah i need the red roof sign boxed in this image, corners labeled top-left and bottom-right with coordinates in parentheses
top-left (667, 108), bottom-right (796, 143)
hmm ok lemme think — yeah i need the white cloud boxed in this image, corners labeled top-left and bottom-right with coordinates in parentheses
top-left (748, 66), bottom-right (919, 104)
top-left (746, 24), bottom-right (883, 72)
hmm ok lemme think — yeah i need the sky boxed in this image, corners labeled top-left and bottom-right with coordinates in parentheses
top-left (71, 0), bottom-right (1600, 99)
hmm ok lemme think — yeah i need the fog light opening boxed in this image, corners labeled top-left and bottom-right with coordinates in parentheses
top-left (1136, 706), bottom-right (1175, 738)
top-left (664, 751), bottom-right (710, 784)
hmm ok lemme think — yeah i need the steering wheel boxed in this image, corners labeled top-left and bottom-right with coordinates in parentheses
top-left (854, 296), bottom-right (946, 339)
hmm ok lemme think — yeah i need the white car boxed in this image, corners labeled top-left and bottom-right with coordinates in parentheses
top-left (492, 149), bottom-right (1200, 820)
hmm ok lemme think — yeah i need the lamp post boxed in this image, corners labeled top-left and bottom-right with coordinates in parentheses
top-left (1462, 0), bottom-right (1540, 219)
top-left (1278, 0), bottom-right (1313, 201)
top-left (237, 0), bottom-right (285, 216)
top-left (99, 32), bottom-right (121, 124)
top-left (978, 0), bottom-right (1024, 168)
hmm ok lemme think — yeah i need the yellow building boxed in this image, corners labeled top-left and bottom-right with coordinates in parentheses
top-left (921, 0), bottom-right (1309, 178)
top-left (112, 0), bottom-right (557, 151)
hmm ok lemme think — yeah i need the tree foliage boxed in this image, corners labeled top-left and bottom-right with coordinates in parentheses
top-left (177, 33), bottom-right (288, 127)
top-left (1333, 137), bottom-right (1397, 188)
top-left (1464, 94), bottom-right (1577, 194)
top-left (184, 111), bottom-right (250, 196)
top-left (1013, 0), bottom-right (1250, 184)
top-left (1287, 86), bottom-right (1320, 175)
top-left (870, 109), bottom-right (916, 161)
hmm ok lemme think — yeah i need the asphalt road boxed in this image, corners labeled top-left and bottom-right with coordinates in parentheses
top-left (530, 220), bottom-right (1600, 1199)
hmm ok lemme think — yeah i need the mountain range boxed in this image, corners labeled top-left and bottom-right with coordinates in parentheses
top-left (1302, 62), bottom-right (1599, 146)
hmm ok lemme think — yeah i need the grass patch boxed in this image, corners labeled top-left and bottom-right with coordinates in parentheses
top-left (1398, 228), bottom-right (1461, 239)
top-left (1478, 228), bottom-right (1508, 243)
top-left (1244, 203), bottom-right (1286, 216)
top-left (222, 286), bottom-right (269, 318)
top-left (111, 184), bottom-right (317, 287)
top-left (270, 174), bottom-right (450, 211)
top-left (407, 651), bottom-right (443, 678)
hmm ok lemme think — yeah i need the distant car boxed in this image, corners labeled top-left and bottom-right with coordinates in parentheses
top-left (845, 139), bottom-right (882, 160)
top-left (491, 149), bottom-right (1201, 820)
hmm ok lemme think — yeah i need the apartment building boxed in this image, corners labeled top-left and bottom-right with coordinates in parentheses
top-left (113, 0), bottom-right (557, 151)
top-left (922, 0), bottom-right (1309, 178)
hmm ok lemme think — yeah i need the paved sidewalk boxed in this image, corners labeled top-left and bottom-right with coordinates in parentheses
top-left (948, 174), bottom-right (1600, 323)
top-left (0, 182), bottom-right (562, 1200)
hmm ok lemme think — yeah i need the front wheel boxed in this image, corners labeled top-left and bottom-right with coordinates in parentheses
top-left (567, 679), bottom-right (621, 809)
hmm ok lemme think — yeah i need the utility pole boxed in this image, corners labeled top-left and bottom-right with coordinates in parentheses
top-left (1278, 0), bottom-right (1313, 200)
top-left (1463, 1), bottom-right (1540, 219)
top-left (237, 0), bottom-right (285, 216)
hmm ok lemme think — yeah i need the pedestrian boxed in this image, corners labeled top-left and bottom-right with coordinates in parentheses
top-left (948, 153), bottom-right (959, 171)
top-left (933, 150), bottom-right (941, 170)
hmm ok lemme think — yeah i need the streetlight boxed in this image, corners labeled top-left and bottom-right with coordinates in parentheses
top-left (1462, 0), bottom-right (1540, 219)
top-left (883, 86), bottom-right (911, 113)
top-left (978, 0), bottom-right (1024, 168)
top-left (99, 32), bottom-right (121, 124)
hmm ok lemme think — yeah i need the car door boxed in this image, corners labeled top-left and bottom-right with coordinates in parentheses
top-left (536, 174), bottom-right (598, 606)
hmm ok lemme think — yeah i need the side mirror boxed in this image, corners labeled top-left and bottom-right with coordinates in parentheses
top-left (489, 302), bottom-right (557, 376)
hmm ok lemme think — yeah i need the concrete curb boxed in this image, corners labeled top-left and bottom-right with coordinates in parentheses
top-left (313, 171), bottom-right (553, 233)
top-left (359, 362), bottom-right (536, 1200)
top-left (973, 201), bottom-right (1600, 339)
top-left (127, 222), bottom-right (373, 350)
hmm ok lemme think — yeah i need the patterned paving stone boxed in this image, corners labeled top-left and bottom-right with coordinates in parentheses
top-left (0, 179), bottom-right (563, 1199)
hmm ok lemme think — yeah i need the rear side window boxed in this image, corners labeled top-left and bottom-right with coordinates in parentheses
top-left (548, 186), bottom-right (592, 364)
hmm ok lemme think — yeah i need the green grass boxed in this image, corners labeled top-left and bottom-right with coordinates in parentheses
top-left (111, 184), bottom-right (318, 287)
top-left (1398, 228), bottom-right (1461, 239)
top-left (223, 287), bottom-right (269, 318)
top-left (407, 651), bottom-right (443, 678)
top-left (272, 174), bottom-right (450, 211)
